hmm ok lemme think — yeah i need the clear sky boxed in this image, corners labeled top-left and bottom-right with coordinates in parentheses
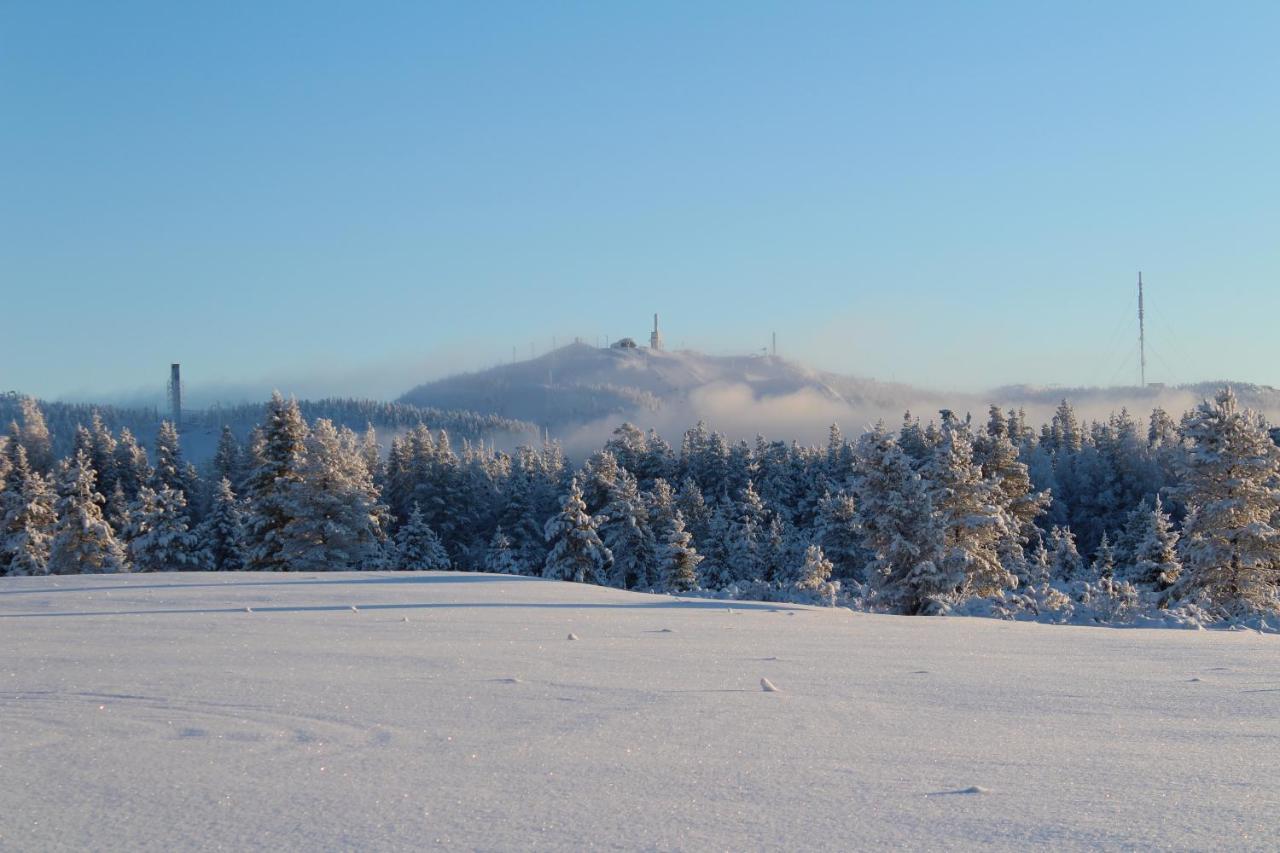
top-left (3, 1), bottom-right (1278, 403)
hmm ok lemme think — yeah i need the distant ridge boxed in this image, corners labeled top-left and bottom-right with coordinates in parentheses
top-left (398, 342), bottom-right (931, 430)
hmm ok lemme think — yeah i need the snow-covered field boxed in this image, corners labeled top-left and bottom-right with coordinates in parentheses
top-left (3, 572), bottom-right (1278, 851)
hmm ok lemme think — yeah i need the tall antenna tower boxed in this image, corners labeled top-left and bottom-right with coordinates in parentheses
top-left (1137, 271), bottom-right (1146, 388)
top-left (771, 332), bottom-right (777, 357)
top-left (167, 363), bottom-right (182, 430)
top-left (650, 314), bottom-right (664, 351)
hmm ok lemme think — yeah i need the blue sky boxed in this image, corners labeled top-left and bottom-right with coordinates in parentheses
top-left (3, 1), bottom-right (1278, 402)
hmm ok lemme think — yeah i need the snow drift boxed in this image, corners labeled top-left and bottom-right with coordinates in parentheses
top-left (3, 571), bottom-right (1277, 850)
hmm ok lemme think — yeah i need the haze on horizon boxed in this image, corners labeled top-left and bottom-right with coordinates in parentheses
top-left (3, 2), bottom-right (1278, 403)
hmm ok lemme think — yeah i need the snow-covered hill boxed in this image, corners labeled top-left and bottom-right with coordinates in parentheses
top-left (400, 343), bottom-right (1280, 441)
top-left (399, 342), bottom-right (934, 433)
top-left (4, 572), bottom-right (1277, 850)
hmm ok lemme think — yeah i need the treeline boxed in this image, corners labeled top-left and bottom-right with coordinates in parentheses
top-left (2, 389), bottom-right (1278, 624)
top-left (0, 392), bottom-right (539, 460)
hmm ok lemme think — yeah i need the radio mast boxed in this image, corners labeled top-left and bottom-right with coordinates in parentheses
top-left (1138, 272), bottom-right (1146, 388)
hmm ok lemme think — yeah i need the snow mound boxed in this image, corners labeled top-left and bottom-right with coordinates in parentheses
top-left (2, 570), bottom-right (1277, 850)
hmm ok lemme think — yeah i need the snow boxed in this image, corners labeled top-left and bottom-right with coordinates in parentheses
top-left (3, 571), bottom-right (1278, 850)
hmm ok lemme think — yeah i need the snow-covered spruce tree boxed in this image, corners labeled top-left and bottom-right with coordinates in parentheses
top-left (579, 449), bottom-right (622, 516)
top-left (17, 397), bottom-right (54, 474)
top-left (599, 470), bottom-right (655, 589)
top-left (977, 427), bottom-right (1049, 544)
top-left (153, 420), bottom-right (198, 509)
top-left (654, 510), bottom-right (701, 592)
top-left (1093, 532), bottom-right (1116, 579)
top-left (720, 482), bottom-right (767, 586)
top-left (897, 412), bottom-right (933, 468)
top-left (124, 485), bottom-right (205, 572)
top-left (543, 478), bottom-right (613, 585)
top-left (851, 424), bottom-right (946, 614)
top-left (242, 393), bottom-right (309, 571)
top-left (87, 414), bottom-right (119, 500)
top-left (644, 478), bottom-right (677, 533)
top-left (695, 497), bottom-right (735, 589)
top-left (1128, 496), bottom-right (1180, 589)
top-left (197, 477), bottom-right (246, 571)
top-left (484, 527), bottom-right (527, 575)
top-left (47, 451), bottom-right (128, 575)
top-left (790, 543), bottom-right (838, 605)
top-left (675, 478), bottom-right (712, 546)
top-left (391, 502), bottom-right (451, 570)
top-left (0, 445), bottom-right (57, 576)
top-left (112, 428), bottom-right (153, 504)
top-left (922, 414), bottom-right (1016, 603)
top-left (760, 514), bottom-right (792, 585)
top-left (1167, 388), bottom-right (1280, 614)
top-left (281, 419), bottom-right (389, 572)
top-left (212, 426), bottom-right (246, 492)
top-left (1048, 526), bottom-right (1085, 583)
top-left (813, 491), bottom-right (865, 581)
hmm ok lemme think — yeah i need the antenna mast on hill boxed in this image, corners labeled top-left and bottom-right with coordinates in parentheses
top-left (1138, 271), bottom-right (1146, 388)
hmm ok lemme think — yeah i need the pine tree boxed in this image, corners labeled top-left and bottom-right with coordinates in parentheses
top-left (47, 451), bottom-right (128, 575)
top-left (391, 502), bottom-right (451, 570)
top-left (1168, 388), bottom-right (1280, 613)
top-left (197, 477), bottom-right (246, 571)
top-left (654, 510), bottom-right (701, 592)
top-left (543, 479), bottom-right (612, 584)
top-left (124, 485), bottom-right (205, 572)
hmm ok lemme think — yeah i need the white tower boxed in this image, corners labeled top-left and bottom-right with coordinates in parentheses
top-left (649, 313), bottom-right (664, 351)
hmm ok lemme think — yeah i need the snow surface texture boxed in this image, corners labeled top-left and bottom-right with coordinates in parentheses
top-left (3, 571), bottom-right (1278, 851)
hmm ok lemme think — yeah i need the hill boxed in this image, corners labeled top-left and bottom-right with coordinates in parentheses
top-left (3, 571), bottom-right (1276, 850)
top-left (400, 343), bottom-right (1280, 439)
top-left (399, 342), bottom-right (935, 431)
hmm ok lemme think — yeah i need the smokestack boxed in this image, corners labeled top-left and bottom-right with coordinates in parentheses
top-left (168, 363), bottom-right (182, 430)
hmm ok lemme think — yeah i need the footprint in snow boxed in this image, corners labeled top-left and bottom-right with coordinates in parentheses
top-left (760, 678), bottom-right (780, 693)
top-left (567, 633), bottom-right (579, 641)
top-left (928, 786), bottom-right (989, 796)
top-left (911, 670), bottom-right (930, 675)
top-left (493, 677), bottom-right (523, 684)
top-left (1188, 677), bottom-right (1202, 682)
